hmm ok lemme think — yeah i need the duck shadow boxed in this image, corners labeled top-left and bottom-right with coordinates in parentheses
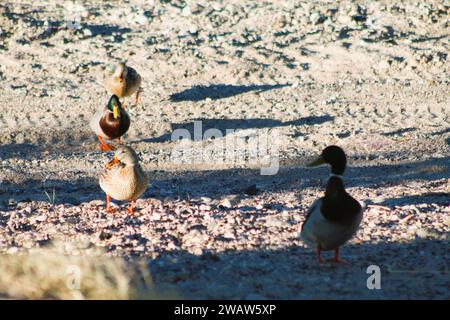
top-left (169, 84), bottom-right (290, 102)
top-left (382, 127), bottom-right (416, 136)
top-left (135, 115), bottom-right (334, 143)
top-left (411, 34), bottom-right (449, 43)
top-left (353, 24), bottom-right (447, 47)
top-left (81, 23), bottom-right (132, 38)
top-left (360, 25), bottom-right (416, 44)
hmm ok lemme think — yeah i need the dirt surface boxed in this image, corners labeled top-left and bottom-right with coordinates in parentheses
top-left (0, 1), bottom-right (449, 299)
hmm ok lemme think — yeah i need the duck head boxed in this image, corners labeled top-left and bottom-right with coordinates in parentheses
top-left (308, 145), bottom-right (347, 175)
top-left (107, 95), bottom-right (122, 119)
top-left (113, 62), bottom-right (128, 83)
top-left (106, 146), bottom-right (139, 168)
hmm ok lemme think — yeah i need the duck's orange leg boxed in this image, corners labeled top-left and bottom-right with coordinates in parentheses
top-left (98, 135), bottom-right (115, 151)
top-left (106, 194), bottom-right (115, 213)
top-left (316, 247), bottom-right (324, 264)
top-left (128, 199), bottom-right (135, 214)
top-left (134, 88), bottom-right (141, 105)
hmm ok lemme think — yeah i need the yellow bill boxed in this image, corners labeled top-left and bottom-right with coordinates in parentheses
top-left (113, 105), bottom-right (120, 119)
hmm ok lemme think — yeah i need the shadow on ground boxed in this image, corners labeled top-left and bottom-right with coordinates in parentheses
top-left (135, 115), bottom-right (333, 143)
top-left (170, 84), bottom-right (290, 102)
top-left (379, 193), bottom-right (449, 207)
top-left (0, 130), bottom-right (96, 160)
top-left (0, 143), bottom-right (40, 161)
top-left (82, 23), bottom-right (132, 38)
top-left (147, 239), bottom-right (449, 299)
top-left (1, 156), bottom-right (448, 208)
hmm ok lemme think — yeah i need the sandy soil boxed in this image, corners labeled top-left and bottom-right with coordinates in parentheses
top-left (0, 1), bottom-right (449, 299)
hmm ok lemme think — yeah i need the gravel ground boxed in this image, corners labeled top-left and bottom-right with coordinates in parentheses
top-left (0, 1), bottom-right (449, 299)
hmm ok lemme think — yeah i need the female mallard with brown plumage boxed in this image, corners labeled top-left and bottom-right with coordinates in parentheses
top-left (99, 146), bottom-right (148, 213)
top-left (102, 62), bottom-right (142, 106)
top-left (90, 95), bottom-right (130, 151)
top-left (300, 145), bottom-right (365, 264)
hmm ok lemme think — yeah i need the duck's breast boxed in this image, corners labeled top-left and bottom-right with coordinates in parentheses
top-left (100, 166), bottom-right (135, 201)
top-left (103, 76), bottom-right (126, 97)
top-left (301, 199), bottom-right (363, 250)
top-left (99, 111), bottom-right (130, 139)
top-left (99, 165), bottom-right (147, 201)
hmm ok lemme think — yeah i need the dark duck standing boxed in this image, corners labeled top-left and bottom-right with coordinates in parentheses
top-left (90, 95), bottom-right (131, 151)
top-left (300, 146), bottom-right (365, 264)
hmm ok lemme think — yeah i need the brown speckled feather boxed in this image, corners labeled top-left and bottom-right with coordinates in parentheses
top-left (104, 66), bottom-right (141, 98)
top-left (99, 162), bottom-right (147, 201)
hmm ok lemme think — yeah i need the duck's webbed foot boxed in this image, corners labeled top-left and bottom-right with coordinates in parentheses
top-left (128, 199), bottom-right (135, 214)
top-left (100, 143), bottom-right (115, 152)
top-left (98, 135), bottom-right (115, 152)
top-left (331, 248), bottom-right (349, 265)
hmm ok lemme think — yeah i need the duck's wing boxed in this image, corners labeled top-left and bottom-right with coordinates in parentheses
top-left (358, 200), bottom-right (367, 211)
top-left (300, 198), bottom-right (323, 248)
top-left (125, 66), bottom-right (142, 94)
top-left (89, 108), bottom-right (108, 138)
top-left (132, 165), bottom-right (149, 199)
top-left (118, 108), bottom-right (131, 135)
top-left (301, 198), bottom-right (322, 231)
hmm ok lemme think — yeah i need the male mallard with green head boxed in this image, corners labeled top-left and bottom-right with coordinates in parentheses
top-left (103, 62), bottom-right (142, 107)
top-left (90, 95), bottom-right (130, 151)
top-left (99, 146), bottom-right (148, 213)
top-left (301, 145), bottom-right (365, 264)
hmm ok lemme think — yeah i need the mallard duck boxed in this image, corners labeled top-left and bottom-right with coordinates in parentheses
top-left (300, 145), bottom-right (365, 264)
top-left (102, 62), bottom-right (142, 106)
top-left (99, 146), bottom-right (148, 213)
top-left (90, 95), bottom-right (130, 151)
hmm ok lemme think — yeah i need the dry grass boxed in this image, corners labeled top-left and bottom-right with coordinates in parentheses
top-left (0, 242), bottom-right (178, 300)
